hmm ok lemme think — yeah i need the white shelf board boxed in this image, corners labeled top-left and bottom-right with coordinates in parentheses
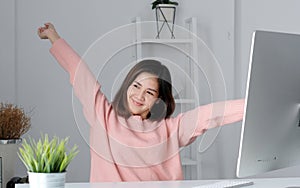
top-left (181, 157), bottom-right (198, 166)
top-left (137, 38), bottom-right (193, 44)
top-left (175, 99), bottom-right (195, 104)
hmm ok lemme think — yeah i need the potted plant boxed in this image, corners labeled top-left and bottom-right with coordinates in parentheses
top-left (18, 134), bottom-right (79, 188)
top-left (151, 0), bottom-right (179, 10)
top-left (151, 0), bottom-right (178, 38)
top-left (0, 103), bottom-right (31, 140)
top-left (151, 0), bottom-right (178, 22)
top-left (0, 102), bottom-right (31, 187)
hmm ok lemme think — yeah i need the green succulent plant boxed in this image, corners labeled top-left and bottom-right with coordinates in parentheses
top-left (151, 0), bottom-right (179, 9)
top-left (18, 134), bottom-right (79, 173)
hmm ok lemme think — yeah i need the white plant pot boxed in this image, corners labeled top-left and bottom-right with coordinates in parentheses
top-left (156, 4), bottom-right (176, 22)
top-left (28, 172), bottom-right (66, 188)
top-left (0, 139), bottom-right (22, 187)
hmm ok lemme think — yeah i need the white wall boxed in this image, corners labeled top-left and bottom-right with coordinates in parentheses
top-left (235, 0), bottom-right (300, 178)
top-left (0, 1), bottom-right (16, 103)
top-left (1, 0), bottom-right (240, 182)
top-left (235, 0), bottom-right (300, 96)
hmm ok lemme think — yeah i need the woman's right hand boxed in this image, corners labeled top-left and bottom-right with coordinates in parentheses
top-left (37, 23), bottom-right (60, 44)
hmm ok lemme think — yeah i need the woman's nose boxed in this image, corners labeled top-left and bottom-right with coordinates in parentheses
top-left (136, 90), bottom-right (145, 101)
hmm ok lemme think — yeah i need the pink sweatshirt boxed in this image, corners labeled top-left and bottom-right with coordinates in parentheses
top-left (50, 38), bottom-right (244, 182)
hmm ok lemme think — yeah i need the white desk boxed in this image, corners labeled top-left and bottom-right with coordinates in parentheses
top-left (15, 178), bottom-right (300, 188)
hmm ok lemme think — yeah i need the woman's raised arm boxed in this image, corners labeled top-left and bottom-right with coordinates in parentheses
top-left (37, 23), bottom-right (112, 128)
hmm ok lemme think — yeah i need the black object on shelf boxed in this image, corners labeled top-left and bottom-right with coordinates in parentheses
top-left (155, 4), bottom-right (176, 39)
top-left (6, 176), bottom-right (28, 188)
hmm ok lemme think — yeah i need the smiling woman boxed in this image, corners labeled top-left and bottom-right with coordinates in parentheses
top-left (37, 22), bottom-right (245, 182)
top-left (113, 59), bottom-right (174, 121)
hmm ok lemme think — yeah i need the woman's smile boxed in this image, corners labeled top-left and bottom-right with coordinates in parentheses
top-left (131, 98), bottom-right (144, 106)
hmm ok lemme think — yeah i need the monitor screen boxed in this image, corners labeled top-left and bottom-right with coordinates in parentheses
top-left (236, 30), bottom-right (300, 178)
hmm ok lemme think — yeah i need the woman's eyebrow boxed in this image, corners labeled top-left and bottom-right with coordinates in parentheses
top-left (133, 81), bottom-right (142, 86)
top-left (148, 88), bottom-right (158, 93)
top-left (133, 81), bottom-right (158, 93)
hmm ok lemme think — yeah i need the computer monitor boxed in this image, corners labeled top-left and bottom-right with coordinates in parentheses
top-left (236, 30), bottom-right (300, 178)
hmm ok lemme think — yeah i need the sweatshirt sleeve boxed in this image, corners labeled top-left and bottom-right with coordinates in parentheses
top-left (50, 38), bottom-right (81, 84)
top-left (177, 99), bottom-right (245, 146)
top-left (49, 38), bottom-right (111, 127)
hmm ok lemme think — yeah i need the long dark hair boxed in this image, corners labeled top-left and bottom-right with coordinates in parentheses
top-left (112, 59), bottom-right (175, 121)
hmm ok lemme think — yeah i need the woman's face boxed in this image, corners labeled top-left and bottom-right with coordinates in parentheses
top-left (127, 72), bottom-right (159, 119)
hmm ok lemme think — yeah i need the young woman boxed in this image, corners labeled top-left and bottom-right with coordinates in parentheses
top-left (38, 23), bottom-right (245, 182)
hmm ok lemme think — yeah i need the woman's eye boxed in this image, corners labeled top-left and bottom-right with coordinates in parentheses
top-left (133, 84), bottom-right (139, 88)
top-left (147, 91), bottom-right (154, 96)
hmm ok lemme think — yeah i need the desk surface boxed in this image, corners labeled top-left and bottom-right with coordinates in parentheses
top-left (15, 177), bottom-right (300, 188)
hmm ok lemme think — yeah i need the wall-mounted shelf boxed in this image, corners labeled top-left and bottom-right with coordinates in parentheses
top-left (131, 17), bottom-right (202, 180)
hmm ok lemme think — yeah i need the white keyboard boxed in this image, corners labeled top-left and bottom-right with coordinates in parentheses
top-left (193, 180), bottom-right (254, 188)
